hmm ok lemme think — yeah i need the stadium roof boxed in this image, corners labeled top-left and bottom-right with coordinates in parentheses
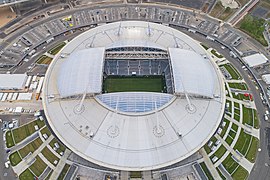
top-left (43, 21), bottom-right (225, 171)
top-left (58, 48), bottom-right (105, 97)
top-left (169, 48), bottom-right (215, 98)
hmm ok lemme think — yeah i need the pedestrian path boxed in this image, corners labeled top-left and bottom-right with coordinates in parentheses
top-left (50, 149), bottom-right (72, 180)
top-left (13, 135), bottom-right (54, 175)
top-left (199, 149), bottom-right (222, 180)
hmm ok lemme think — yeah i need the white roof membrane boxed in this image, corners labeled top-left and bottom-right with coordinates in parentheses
top-left (169, 48), bottom-right (215, 98)
top-left (57, 48), bottom-right (105, 97)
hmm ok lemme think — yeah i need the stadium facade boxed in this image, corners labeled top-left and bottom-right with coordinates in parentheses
top-left (43, 21), bottom-right (226, 171)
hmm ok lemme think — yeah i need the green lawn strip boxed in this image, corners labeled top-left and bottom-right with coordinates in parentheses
top-left (36, 55), bottom-right (53, 64)
top-left (231, 165), bottom-right (249, 180)
top-left (220, 119), bottom-right (230, 138)
top-left (29, 155), bottom-right (47, 177)
top-left (104, 76), bottom-right (165, 93)
top-left (219, 7), bottom-right (236, 21)
top-left (253, 109), bottom-right (259, 129)
top-left (130, 172), bottom-right (142, 178)
top-left (57, 164), bottom-right (70, 180)
top-left (216, 167), bottom-right (226, 180)
top-left (19, 168), bottom-right (36, 180)
top-left (228, 130), bottom-right (236, 139)
top-left (49, 138), bottom-right (66, 155)
top-left (210, 145), bottom-right (227, 159)
top-left (40, 126), bottom-right (52, 136)
top-left (41, 147), bottom-right (59, 166)
top-left (225, 136), bottom-right (233, 145)
top-left (233, 93), bottom-right (250, 101)
top-left (5, 130), bottom-right (15, 148)
top-left (233, 129), bottom-right (251, 156)
top-left (242, 105), bottom-right (257, 128)
top-left (222, 153), bottom-right (239, 174)
top-left (245, 137), bottom-right (259, 163)
top-left (234, 114), bottom-right (240, 121)
top-left (234, 102), bottom-right (240, 109)
top-left (222, 64), bottom-right (242, 80)
top-left (234, 109), bottom-right (240, 116)
top-left (231, 123), bottom-right (238, 132)
top-left (204, 144), bottom-right (212, 154)
top-left (48, 42), bottom-right (66, 55)
top-left (228, 82), bottom-right (248, 90)
top-left (211, 49), bottom-right (223, 58)
top-left (239, 15), bottom-right (267, 46)
top-left (200, 162), bottom-right (214, 180)
top-left (19, 137), bottom-right (43, 158)
top-left (9, 151), bottom-right (22, 166)
top-left (13, 120), bottom-right (45, 144)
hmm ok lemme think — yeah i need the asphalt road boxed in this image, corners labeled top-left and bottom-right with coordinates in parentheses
top-left (176, 27), bottom-right (270, 180)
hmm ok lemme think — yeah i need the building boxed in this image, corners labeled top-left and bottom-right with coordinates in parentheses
top-left (43, 21), bottom-right (225, 171)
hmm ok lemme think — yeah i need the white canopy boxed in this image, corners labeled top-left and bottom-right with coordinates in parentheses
top-left (243, 53), bottom-right (268, 67)
top-left (169, 48), bottom-right (215, 98)
top-left (57, 48), bottom-right (105, 97)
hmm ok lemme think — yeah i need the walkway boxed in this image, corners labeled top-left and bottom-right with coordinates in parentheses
top-left (50, 149), bottom-right (72, 180)
top-left (13, 135), bottom-right (54, 175)
top-left (199, 149), bottom-right (222, 180)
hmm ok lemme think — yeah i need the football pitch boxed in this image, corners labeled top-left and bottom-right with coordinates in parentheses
top-left (103, 76), bottom-right (165, 93)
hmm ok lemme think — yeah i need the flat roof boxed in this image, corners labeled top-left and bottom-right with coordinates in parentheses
top-left (43, 21), bottom-right (225, 171)
top-left (243, 53), bottom-right (268, 67)
top-left (0, 74), bottom-right (27, 89)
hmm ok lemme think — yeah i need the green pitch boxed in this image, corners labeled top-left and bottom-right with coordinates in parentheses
top-left (103, 76), bottom-right (165, 93)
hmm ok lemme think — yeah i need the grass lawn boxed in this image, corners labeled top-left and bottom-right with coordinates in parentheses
top-left (211, 49), bottom-right (223, 58)
top-left (220, 119), bottom-right (230, 138)
top-left (242, 106), bottom-right (259, 128)
top-left (9, 151), bottom-right (22, 166)
top-left (222, 153), bottom-right (239, 174)
top-left (210, 1), bottom-right (224, 17)
top-left (231, 165), bottom-right (248, 180)
top-left (225, 136), bottom-right (233, 145)
top-left (19, 137), bottom-right (43, 158)
top-left (29, 155), bottom-right (47, 177)
top-left (58, 164), bottom-right (70, 180)
top-left (222, 64), bottom-right (242, 80)
top-left (233, 93), bottom-right (251, 101)
top-left (36, 55), bottom-right (52, 65)
top-left (246, 137), bottom-right (259, 163)
top-left (228, 83), bottom-right (248, 90)
top-left (5, 130), bottom-right (15, 148)
top-left (19, 169), bottom-right (35, 180)
top-left (234, 109), bottom-right (240, 116)
top-left (233, 129), bottom-right (251, 156)
top-left (211, 145), bottom-right (227, 159)
top-left (103, 76), bottom-right (165, 93)
top-left (219, 7), bottom-right (236, 21)
top-left (48, 42), bottom-right (66, 55)
top-left (41, 147), bottom-right (59, 166)
top-left (231, 123), bottom-right (238, 132)
top-left (204, 144), bottom-right (212, 154)
top-left (234, 102), bottom-right (240, 109)
top-left (49, 138), bottom-right (66, 155)
top-left (130, 172), bottom-right (142, 178)
top-left (228, 130), bottom-right (236, 139)
top-left (200, 162), bottom-right (214, 180)
top-left (13, 120), bottom-right (45, 144)
top-left (234, 114), bottom-right (240, 121)
top-left (40, 126), bottom-right (52, 137)
top-left (45, 170), bottom-right (53, 180)
top-left (239, 15), bottom-right (267, 46)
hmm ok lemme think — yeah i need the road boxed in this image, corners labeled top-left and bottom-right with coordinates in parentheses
top-left (176, 27), bottom-right (270, 180)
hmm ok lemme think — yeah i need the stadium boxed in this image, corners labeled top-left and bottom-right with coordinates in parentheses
top-left (42, 21), bottom-right (226, 171)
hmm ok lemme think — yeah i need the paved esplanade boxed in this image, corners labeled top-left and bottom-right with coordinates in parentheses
top-left (43, 21), bottom-right (226, 171)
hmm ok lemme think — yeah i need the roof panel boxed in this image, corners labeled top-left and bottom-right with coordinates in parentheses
top-left (169, 48), bottom-right (215, 98)
top-left (57, 48), bottom-right (105, 97)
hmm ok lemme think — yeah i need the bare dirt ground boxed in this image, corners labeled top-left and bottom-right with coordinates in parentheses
top-left (0, 7), bottom-right (16, 28)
